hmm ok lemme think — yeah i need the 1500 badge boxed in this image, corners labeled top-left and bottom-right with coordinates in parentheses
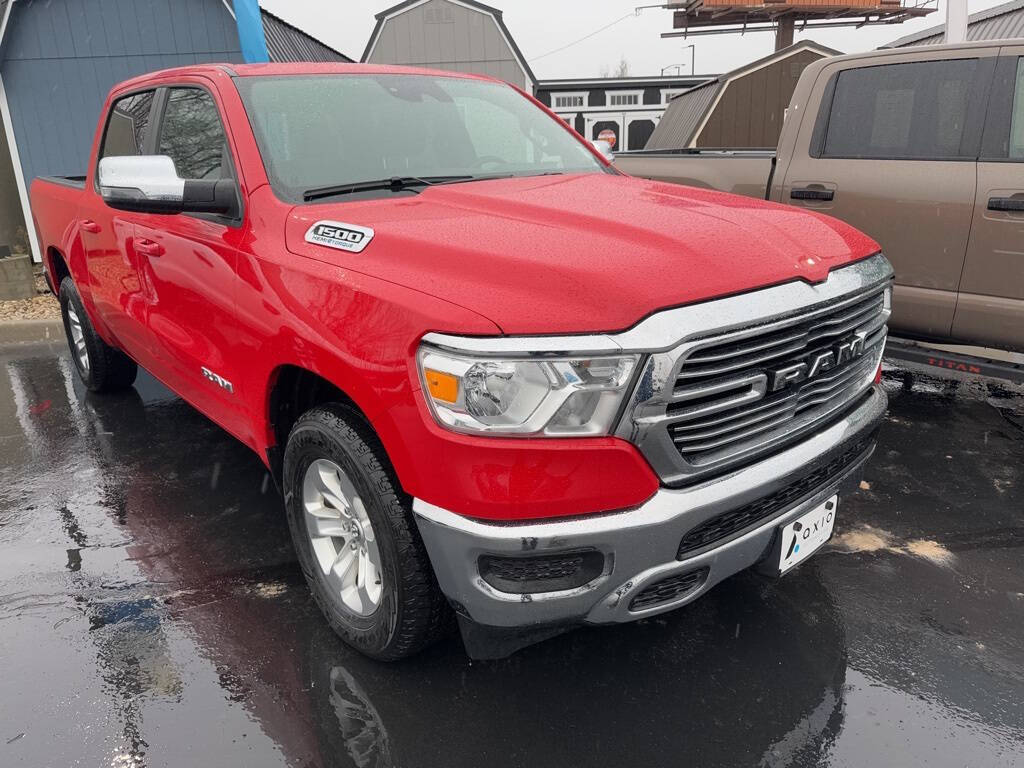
top-left (304, 220), bottom-right (375, 253)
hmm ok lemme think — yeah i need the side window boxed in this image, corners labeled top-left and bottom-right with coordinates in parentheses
top-left (821, 59), bottom-right (978, 160)
top-left (158, 88), bottom-right (231, 180)
top-left (100, 91), bottom-right (155, 159)
top-left (1011, 58), bottom-right (1024, 159)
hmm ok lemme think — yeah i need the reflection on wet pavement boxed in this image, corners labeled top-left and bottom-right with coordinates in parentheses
top-left (1, 347), bottom-right (1022, 767)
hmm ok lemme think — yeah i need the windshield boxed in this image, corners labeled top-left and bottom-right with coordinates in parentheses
top-left (234, 74), bottom-right (607, 203)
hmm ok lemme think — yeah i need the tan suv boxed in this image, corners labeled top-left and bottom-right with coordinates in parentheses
top-left (616, 41), bottom-right (1024, 352)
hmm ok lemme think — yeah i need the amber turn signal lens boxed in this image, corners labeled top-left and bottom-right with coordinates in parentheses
top-left (424, 368), bottom-right (459, 403)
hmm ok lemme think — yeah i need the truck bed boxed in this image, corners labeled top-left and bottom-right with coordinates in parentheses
top-left (614, 149), bottom-right (775, 200)
top-left (29, 176), bottom-right (88, 277)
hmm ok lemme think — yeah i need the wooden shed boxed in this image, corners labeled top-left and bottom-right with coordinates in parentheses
top-left (645, 41), bottom-right (840, 150)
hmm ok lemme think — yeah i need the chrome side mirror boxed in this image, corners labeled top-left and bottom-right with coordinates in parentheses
top-left (591, 139), bottom-right (615, 162)
top-left (98, 155), bottom-right (236, 216)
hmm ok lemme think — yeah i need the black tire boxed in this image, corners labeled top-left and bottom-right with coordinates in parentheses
top-left (59, 277), bottom-right (137, 393)
top-left (283, 404), bottom-right (451, 660)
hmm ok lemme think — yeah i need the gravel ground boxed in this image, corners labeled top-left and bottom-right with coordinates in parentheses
top-left (0, 270), bottom-right (59, 321)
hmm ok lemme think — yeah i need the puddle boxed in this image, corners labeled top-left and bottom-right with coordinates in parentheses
top-left (832, 525), bottom-right (956, 568)
top-left (248, 582), bottom-right (288, 599)
top-left (904, 538), bottom-right (957, 567)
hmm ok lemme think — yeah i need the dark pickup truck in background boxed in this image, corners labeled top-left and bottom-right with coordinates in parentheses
top-left (617, 41), bottom-right (1024, 353)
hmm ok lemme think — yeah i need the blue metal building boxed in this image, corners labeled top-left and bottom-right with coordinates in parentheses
top-left (0, 0), bottom-right (350, 261)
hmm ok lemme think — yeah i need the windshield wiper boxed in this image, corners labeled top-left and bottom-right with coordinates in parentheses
top-left (301, 171), bottom-right (559, 202)
top-left (303, 175), bottom-right (473, 202)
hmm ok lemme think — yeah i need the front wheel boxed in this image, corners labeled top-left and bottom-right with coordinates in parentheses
top-left (283, 404), bottom-right (451, 660)
top-left (59, 277), bottom-right (137, 392)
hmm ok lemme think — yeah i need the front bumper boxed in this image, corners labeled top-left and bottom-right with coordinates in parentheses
top-left (414, 384), bottom-right (886, 629)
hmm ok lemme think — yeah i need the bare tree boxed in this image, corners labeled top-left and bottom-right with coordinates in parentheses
top-left (599, 58), bottom-right (630, 78)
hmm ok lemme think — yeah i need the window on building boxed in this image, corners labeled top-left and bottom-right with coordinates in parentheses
top-left (1011, 58), bottom-right (1024, 159)
top-left (554, 94), bottom-right (586, 109)
top-left (662, 90), bottom-right (684, 104)
top-left (158, 88), bottom-right (232, 180)
top-left (609, 92), bottom-right (640, 106)
top-left (822, 59), bottom-right (978, 160)
top-left (101, 91), bottom-right (155, 158)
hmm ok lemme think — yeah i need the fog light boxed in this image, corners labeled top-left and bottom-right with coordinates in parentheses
top-left (478, 549), bottom-right (605, 594)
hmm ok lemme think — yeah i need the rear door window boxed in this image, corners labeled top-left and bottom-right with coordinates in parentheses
top-left (1010, 58), bottom-right (1024, 159)
top-left (100, 90), bottom-right (156, 159)
top-left (157, 88), bottom-right (233, 180)
top-left (821, 59), bottom-right (978, 160)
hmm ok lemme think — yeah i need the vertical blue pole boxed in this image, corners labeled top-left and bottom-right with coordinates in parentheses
top-left (233, 0), bottom-right (269, 63)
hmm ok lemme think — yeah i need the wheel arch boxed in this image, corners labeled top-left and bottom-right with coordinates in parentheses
top-left (46, 246), bottom-right (71, 296)
top-left (264, 363), bottom-right (378, 491)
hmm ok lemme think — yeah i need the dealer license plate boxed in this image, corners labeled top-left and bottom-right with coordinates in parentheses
top-left (778, 495), bottom-right (838, 574)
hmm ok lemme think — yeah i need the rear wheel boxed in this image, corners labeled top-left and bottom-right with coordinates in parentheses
top-left (283, 404), bottom-right (451, 660)
top-left (59, 277), bottom-right (137, 392)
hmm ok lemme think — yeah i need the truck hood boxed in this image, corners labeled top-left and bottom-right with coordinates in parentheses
top-left (285, 173), bottom-right (879, 335)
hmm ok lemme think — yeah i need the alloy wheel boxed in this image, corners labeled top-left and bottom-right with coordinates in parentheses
top-left (66, 304), bottom-right (90, 373)
top-left (302, 458), bottom-right (383, 616)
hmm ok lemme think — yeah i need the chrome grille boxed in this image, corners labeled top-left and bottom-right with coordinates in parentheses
top-left (621, 259), bottom-right (892, 487)
top-left (675, 289), bottom-right (885, 384)
top-left (669, 287), bottom-right (887, 473)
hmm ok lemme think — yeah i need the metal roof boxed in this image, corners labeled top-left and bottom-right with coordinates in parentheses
top-left (537, 75), bottom-right (714, 90)
top-left (260, 8), bottom-right (352, 63)
top-left (646, 41), bottom-right (840, 150)
top-left (645, 82), bottom-right (719, 150)
top-left (0, 3), bottom-right (352, 63)
top-left (883, 0), bottom-right (1024, 47)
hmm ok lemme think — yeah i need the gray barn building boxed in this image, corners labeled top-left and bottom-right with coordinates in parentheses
top-left (0, 0), bottom-right (349, 262)
top-left (363, 0), bottom-right (535, 91)
top-left (883, 0), bottom-right (1024, 47)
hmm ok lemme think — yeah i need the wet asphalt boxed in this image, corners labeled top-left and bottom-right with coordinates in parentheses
top-left (0, 343), bottom-right (1022, 768)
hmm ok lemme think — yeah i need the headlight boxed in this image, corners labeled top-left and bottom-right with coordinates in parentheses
top-left (417, 345), bottom-right (640, 436)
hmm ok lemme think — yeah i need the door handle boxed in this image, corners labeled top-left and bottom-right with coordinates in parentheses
top-left (80, 219), bottom-right (101, 234)
top-left (790, 187), bottom-right (835, 202)
top-left (135, 239), bottom-right (164, 257)
top-left (987, 196), bottom-right (1024, 212)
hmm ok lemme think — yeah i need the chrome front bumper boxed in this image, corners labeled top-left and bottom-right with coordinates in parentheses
top-left (413, 384), bottom-right (886, 630)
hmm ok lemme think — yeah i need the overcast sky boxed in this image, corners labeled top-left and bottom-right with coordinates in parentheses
top-left (259, 0), bottom-right (1006, 79)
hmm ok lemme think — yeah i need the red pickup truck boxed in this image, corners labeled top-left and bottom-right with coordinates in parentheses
top-left (31, 63), bottom-right (892, 660)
